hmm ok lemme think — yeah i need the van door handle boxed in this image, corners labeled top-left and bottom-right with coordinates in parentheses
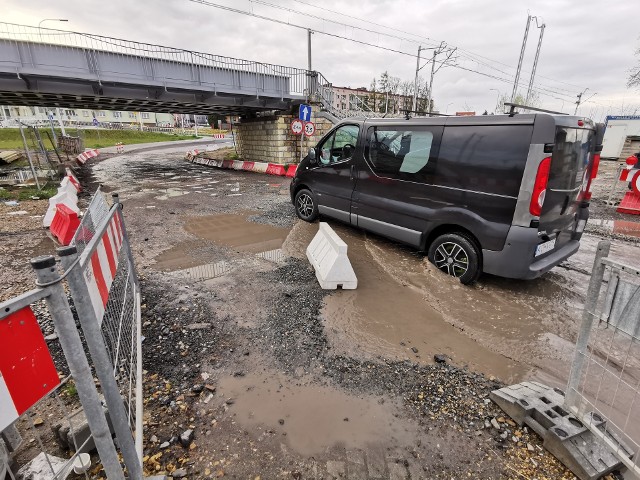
top-left (350, 165), bottom-right (355, 181)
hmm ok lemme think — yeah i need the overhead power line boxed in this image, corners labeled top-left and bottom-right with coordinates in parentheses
top-left (187, 0), bottom-right (583, 101)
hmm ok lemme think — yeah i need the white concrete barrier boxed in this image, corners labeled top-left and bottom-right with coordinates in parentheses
top-left (43, 191), bottom-right (80, 228)
top-left (306, 222), bottom-right (358, 289)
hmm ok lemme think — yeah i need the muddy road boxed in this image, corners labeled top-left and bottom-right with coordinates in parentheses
top-left (84, 151), bottom-right (640, 478)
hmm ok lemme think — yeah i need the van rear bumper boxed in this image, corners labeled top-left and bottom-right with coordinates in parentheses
top-left (482, 226), bottom-right (579, 280)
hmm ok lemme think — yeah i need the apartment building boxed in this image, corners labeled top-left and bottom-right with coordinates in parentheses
top-left (330, 86), bottom-right (422, 115)
top-left (0, 106), bottom-right (205, 127)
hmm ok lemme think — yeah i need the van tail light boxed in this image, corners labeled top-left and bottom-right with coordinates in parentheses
top-left (581, 153), bottom-right (601, 201)
top-left (530, 157), bottom-right (551, 217)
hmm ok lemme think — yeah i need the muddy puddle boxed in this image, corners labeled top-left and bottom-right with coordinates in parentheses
top-left (183, 213), bottom-right (290, 253)
top-left (152, 214), bottom-right (290, 277)
top-left (218, 371), bottom-right (418, 456)
top-left (284, 221), bottom-right (584, 383)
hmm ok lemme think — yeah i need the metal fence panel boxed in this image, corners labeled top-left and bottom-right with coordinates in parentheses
top-left (566, 241), bottom-right (640, 477)
top-left (1, 192), bottom-right (142, 479)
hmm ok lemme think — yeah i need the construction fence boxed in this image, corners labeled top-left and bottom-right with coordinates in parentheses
top-left (0, 190), bottom-right (142, 479)
top-left (566, 240), bottom-right (640, 478)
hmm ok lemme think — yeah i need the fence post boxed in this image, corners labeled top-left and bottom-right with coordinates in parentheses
top-left (566, 240), bottom-right (611, 407)
top-left (58, 245), bottom-right (143, 480)
top-left (30, 256), bottom-right (125, 480)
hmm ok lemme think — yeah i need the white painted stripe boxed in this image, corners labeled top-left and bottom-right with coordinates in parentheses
top-left (111, 217), bottom-right (123, 251)
top-left (83, 264), bottom-right (105, 323)
top-left (0, 374), bottom-right (19, 432)
top-left (106, 223), bottom-right (120, 262)
top-left (96, 241), bottom-right (114, 289)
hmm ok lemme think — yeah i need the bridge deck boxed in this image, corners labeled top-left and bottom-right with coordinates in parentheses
top-left (0, 23), bottom-right (307, 115)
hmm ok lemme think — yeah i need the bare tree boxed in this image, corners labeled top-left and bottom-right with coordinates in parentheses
top-left (628, 46), bottom-right (640, 89)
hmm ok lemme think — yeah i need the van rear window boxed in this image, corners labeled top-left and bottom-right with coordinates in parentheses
top-left (548, 127), bottom-right (593, 190)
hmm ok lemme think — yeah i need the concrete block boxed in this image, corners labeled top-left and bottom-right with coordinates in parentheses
top-left (491, 382), bottom-right (634, 480)
top-left (51, 404), bottom-right (113, 453)
top-left (306, 222), bottom-right (357, 289)
top-left (1, 424), bottom-right (22, 452)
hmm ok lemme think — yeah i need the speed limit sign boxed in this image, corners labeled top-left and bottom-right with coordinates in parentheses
top-left (290, 119), bottom-right (303, 135)
top-left (303, 121), bottom-right (315, 137)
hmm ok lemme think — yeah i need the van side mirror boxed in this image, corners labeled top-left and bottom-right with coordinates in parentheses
top-left (308, 148), bottom-right (316, 163)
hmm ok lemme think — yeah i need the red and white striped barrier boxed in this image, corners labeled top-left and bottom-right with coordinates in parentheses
top-left (83, 212), bottom-right (125, 324)
top-left (116, 142), bottom-right (125, 154)
top-left (65, 168), bottom-right (81, 192)
top-left (0, 307), bottom-right (60, 431)
top-left (212, 134), bottom-right (225, 139)
top-left (185, 152), bottom-right (298, 178)
top-left (76, 149), bottom-right (99, 165)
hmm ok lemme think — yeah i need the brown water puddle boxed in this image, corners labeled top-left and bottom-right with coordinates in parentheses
top-left (320, 226), bottom-right (525, 383)
top-left (218, 371), bottom-right (418, 456)
top-left (153, 215), bottom-right (290, 272)
top-left (184, 213), bottom-right (290, 253)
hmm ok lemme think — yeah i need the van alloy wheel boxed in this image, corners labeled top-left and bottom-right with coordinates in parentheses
top-left (433, 242), bottom-right (469, 277)
top-left (294, 188), bottom-right (319, 222)
top-left (427, 233), bottom-right (481, 285)
top-left (297, 193), bottom-right (314, 217)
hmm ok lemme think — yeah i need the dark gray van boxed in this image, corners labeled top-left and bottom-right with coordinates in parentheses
top-left (290, 114), bottom-right (602, 284)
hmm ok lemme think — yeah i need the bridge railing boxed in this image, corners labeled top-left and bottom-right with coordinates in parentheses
top-left (0, 22), bottom-right (309, 99)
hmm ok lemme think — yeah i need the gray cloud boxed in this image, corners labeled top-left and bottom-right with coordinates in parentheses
top-left (4, 0), bottom-right (640, 119)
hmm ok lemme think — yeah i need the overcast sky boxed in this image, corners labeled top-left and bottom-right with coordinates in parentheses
top-left (4, 0), bottom-right (640, 120)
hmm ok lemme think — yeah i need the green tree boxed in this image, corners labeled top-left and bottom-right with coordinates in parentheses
top-left (207, 114), bottom-right (225, 128)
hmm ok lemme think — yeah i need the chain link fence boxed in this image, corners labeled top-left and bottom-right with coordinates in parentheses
top-left (0, 190), bottom-right (142, 479)
top-left (566, 240), bottom-right (640, 477)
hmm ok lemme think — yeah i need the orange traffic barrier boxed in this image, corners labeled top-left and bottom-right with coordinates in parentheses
top-left (50, 204), bottom-right (81, 245)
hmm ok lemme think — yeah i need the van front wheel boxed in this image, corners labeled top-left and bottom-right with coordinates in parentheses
top-left (428, 233), bottom-right (481, 285)
top-left (294, 188), bottom-right (319, 222)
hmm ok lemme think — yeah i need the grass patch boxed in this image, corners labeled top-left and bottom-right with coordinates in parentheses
top-left (0, 183), bottom-right (58, 201)
top-left (0, 128), bottom-right (203, 150)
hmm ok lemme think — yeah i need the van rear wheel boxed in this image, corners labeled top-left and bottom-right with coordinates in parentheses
top-left (428, 233), bottom-right (481, 285)
top-left (294, 188), bottom-right (319, 222)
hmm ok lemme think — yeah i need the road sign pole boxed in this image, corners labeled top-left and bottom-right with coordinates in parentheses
top-left (300, 129), bottom-right (303, 163)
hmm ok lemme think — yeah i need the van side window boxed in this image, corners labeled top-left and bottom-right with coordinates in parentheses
top-left (318, 125), bottom-right (359, 165)
top-left (366, 127), bottom-right (441, 180)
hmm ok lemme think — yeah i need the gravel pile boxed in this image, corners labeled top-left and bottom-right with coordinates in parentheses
top-left (247, 199), bottom-right (297, 228)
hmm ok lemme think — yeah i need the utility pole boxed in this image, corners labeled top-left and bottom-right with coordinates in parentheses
top-left (574, 88), bottom-right (589, 115)
top-left (307, 29), bottom-right (312, 71)
top-left (56, 107), bottom-right (66, 136)
top-left (307, 29), bottom-right (313, 102)
top-left (412, 45), bottom-right (423, 112)
top-left (511, 14), bottom-right (532, 103)
top-left (426, 42), bottom-right (443, 115)
top-left (525, 19), bottom-right (545, 105)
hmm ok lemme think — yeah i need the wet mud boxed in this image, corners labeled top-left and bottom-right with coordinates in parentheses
top-left (219, 370), bottom-right (418, 456)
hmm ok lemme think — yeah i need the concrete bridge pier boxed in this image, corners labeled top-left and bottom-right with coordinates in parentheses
top-left (235, 106), bottom-right (336, 165)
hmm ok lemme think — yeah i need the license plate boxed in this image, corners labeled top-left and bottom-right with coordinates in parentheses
top-left (535, 238), bottom-right (556, 257)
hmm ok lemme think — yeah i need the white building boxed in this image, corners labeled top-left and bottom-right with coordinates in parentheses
top-left (0, 105), bottom-right (200, 127)
top-left (601, 116), bottom-right (640, 160)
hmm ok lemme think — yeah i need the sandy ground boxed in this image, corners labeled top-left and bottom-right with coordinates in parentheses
top-left (2, 151), bottom-right (638, 479)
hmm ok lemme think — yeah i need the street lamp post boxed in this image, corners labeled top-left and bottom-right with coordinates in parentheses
top-left (39, 19), bottom-right (69, 135)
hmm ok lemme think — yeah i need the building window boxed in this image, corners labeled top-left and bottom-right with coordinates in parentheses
top-left (141, 113), bottom-right (150, 119)
top-left (65, 109), bottom-right (77, 116)
top-left (113, 111), bottom-right (122, 118)
top-left (128, 112), bottom-right (136, 118)
top-left (98, 111), bottom-right (106, 117)
top-left (82, 111), bottom-right (90, 117)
